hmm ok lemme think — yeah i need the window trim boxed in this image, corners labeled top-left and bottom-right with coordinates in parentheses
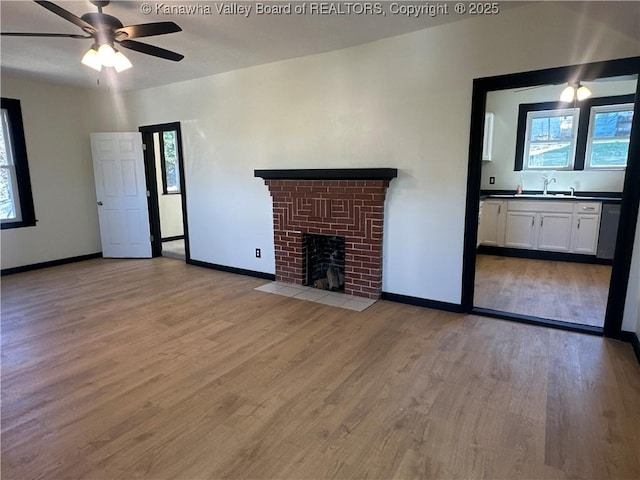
top-left (1, 98), bottom-right (36, 229)
top-left (159, 130), bottom-right (181, 195)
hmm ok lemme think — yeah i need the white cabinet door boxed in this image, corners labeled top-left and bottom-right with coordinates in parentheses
top-left (479, 200), bottom-right (505, 246)
top-left (571, 214), bottom-right (600, 254)
top-left (537, 213), bottom-right (573, 252)
top-left (504, 212), bottom-right (537, 249)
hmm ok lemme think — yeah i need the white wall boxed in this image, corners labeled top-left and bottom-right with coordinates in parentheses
top-left (117, 2), bottom-right (640, 304)
top-left (153, 133), bottom-right (184, 239)
top-left (482, 81), bottom-right (637, 193)
top-left (1, 76), bottom-right (102, 269)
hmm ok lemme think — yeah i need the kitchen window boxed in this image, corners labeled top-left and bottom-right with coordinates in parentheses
top-left (1, 98), bottom-right (35, 229)
top-left (515, 94), bottom-right (635, 172)
top-left (522, 108), bottom-right (579, 170)
top-left (584, 103), bottom-right (634, 169)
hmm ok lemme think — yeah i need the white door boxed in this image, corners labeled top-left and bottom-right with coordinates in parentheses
top-left (91, 132), bottom-right (151, 258)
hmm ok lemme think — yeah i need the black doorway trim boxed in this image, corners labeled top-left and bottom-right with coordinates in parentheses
top-left (462, 56), bottom-right (640, 339)
top-left (472, 307), bottom-right (604, 336)
top-left (139, 122), bottom-right (190, 261)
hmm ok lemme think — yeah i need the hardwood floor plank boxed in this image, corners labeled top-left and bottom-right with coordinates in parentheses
top-left (1, 258), bottom-right (638, 479)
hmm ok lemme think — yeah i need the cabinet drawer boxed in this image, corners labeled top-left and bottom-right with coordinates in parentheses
top-left (573, 202), bottom-right (600, 214)
top-left (507, 200), bottom-right (573, 213)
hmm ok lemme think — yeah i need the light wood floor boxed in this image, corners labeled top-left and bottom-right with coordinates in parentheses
top-left (474, 254), bottom-right (612, 327)
top-left (2, 258), bottom-right (638, 479)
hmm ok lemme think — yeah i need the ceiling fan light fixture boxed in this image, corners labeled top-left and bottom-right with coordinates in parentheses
top-left (576, 84), bottom-right (592, 101)
top-left (81, 47), bottom-right (102, 71)
top-left (113, 51), bottom-right (132, 72)
top-left (560, 85), bottom-right (576, 102)
top-left (97, 43), bottom-right (116, 67)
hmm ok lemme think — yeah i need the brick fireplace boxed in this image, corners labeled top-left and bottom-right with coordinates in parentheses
top-left (255, 169), bottom-right (397, 300)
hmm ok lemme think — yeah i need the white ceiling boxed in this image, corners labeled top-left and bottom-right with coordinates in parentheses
top-left (1, 1), bottom-right (638, 91)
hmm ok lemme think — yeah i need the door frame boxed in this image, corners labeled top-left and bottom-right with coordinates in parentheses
top-left (139, 122), bottom-right (190, 260)
top-left (461, 56), bottom-right (640, 338)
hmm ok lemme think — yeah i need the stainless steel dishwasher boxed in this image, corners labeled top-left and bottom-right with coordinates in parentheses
top-left (597, 203), bottom-right (621, 260)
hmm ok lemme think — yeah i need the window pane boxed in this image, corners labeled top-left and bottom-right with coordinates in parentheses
top-left (593, 110), bottom-right (633, 138)
top-left (530, 115), bottom-right (574, 141)
top-left (0, 111), bottom-right (18, 220)
top-left (589, 139), bottom-right (630, 167)
top-left (528, 142), bottom-right (572, 168)
top-left (0, 109), bottom-right (9, 166)
top-left (163, 131), bottom-right (179, 193)
top-left (0, 166), bottom-right (17, 220)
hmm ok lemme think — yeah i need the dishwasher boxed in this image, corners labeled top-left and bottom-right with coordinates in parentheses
top-left (597, 203), bottom-right (621, 260)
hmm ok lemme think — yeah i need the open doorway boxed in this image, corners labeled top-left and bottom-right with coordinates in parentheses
top-left (462, 56), bottom-right (640, 338)
top-left (139, 122), bottom-right (189, 261)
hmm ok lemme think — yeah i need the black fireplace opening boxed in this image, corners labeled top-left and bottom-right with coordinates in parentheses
top-left (303, 234), bottom-right (346, 291)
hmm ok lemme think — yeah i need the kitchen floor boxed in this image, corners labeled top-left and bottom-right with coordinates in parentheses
top-left (474, 254), bottom-right (611, 327)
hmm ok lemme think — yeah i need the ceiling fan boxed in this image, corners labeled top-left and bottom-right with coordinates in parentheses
top-left (1, 0), bottom-right (184, 72)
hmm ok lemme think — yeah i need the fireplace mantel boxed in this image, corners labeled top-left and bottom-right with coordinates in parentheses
top-left (254, 168), bottom-right (398, 181)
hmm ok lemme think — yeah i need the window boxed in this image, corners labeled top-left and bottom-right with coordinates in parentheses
top-left (584, 103), bottom-right (634, 169)
top-left (522, 108), bottom-right (579, 170)
top-left (160, 130), bottom-right (180, 194)
top-left (1, 98), bottom-right (35, 229)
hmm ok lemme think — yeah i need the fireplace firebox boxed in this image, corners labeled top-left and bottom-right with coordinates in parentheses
top-left (304, 234), bottom-right (345, 291)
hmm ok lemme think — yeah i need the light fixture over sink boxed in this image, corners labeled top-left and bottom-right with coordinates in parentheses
top-left (560, 82), bottom-right (593, 102)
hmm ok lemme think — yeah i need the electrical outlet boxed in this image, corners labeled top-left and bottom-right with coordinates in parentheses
top-left (255, 248), bottom-right (261, 258)
top-left (489, 176), bottom-right (496, 185)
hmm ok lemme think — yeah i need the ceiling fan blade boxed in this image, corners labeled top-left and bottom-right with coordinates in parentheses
top-left (34, 1), bottom-right (96, 33)
top-left (115, 22), bottom-right (182, 39)
top-left (118, 40), bottom-right (184, 61)
top-left (1, 32), bottom-right (90, 39)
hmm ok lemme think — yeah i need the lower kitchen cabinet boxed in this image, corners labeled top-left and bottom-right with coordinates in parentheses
top-left (571, 213), bottom-right (600, 254)
top-left (483, 199), bottom-right (602, 256)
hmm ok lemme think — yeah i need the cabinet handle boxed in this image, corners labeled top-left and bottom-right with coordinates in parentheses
top-left (540, 217), bottom-right (544, 228)
top-left (498, 205), bottom-right (501, 215)
top-left (578, 218), bottom-right (581, 229)
top-left (532, 217), bottom-right (535, 227)
top-left (582, 207), bottom-right (595, 211)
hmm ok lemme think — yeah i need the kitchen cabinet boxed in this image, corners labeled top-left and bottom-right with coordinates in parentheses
top-left (504, 211), bottom-right (536, 249)
top-left (478, 199), bottom-right (505, 246)
top-left (481, 198), bottom-right (604, 256)
top-left (571, 202), bottom-right (601, 254)
top-left (537, 213), bottom-right (573, 252)
top-left (502, 200), bottom-right (599, 254)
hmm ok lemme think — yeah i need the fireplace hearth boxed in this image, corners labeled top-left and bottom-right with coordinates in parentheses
top-left (256, 168), bottom-right (397, 300)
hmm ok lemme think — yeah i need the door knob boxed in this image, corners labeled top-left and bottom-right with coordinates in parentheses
top-left (97, 201), bottom-right (103, 206)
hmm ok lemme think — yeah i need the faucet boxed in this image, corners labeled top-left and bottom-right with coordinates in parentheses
top-left (542, 176), bottom-right (556, 195)
top-left (569, 187), bottom-right (576, 197)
